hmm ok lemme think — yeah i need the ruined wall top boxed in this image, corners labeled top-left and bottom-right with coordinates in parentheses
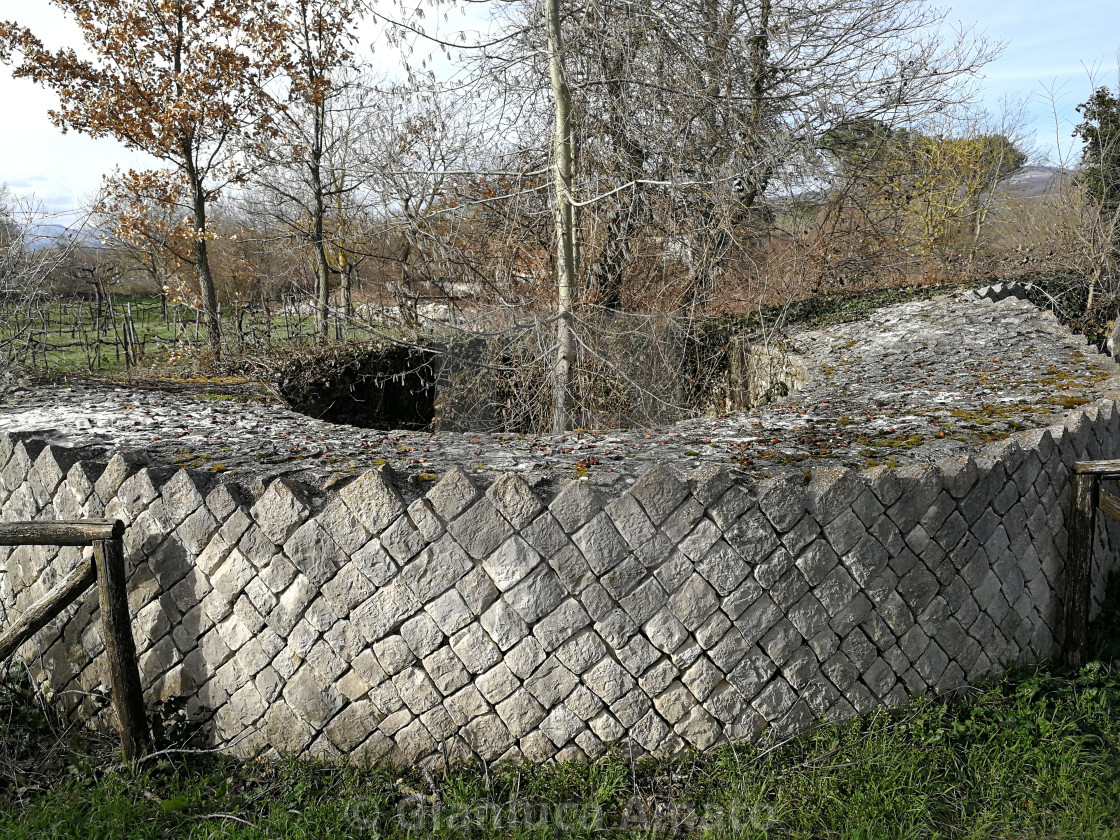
top-left (1, 289), bottom-right (1117, 503)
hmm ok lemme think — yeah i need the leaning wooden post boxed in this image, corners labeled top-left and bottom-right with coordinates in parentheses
top-left (92, 526), bottom-right (150, 760)
top-left (1063, 471), bottom-right (1098, 669)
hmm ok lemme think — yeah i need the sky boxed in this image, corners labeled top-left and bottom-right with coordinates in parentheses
top-left (0, 0), bottom-right (1117, 219)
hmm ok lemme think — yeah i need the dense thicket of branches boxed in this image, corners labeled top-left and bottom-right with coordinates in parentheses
top-left (5, 0), bottom-right (1109, 431)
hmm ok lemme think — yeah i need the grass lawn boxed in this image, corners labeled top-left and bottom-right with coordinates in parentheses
top-left (0, 577), bottom-right (1116, 839)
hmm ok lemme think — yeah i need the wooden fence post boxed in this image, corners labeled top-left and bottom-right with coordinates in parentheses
top-left (92, 534), bottom-right (151, 760)
top-left (1063, 472), bottom-right (1098, 669)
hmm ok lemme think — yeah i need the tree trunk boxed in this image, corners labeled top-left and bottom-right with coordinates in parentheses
top-left (310, 181), bottom-right (331, 343)
top-left (184, 146), bottom-right (221, 358)
top-left (547, 0), bottom-right (578, 433)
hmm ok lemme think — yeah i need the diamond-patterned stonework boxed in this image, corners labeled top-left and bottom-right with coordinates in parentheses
top-left (2, 395), bottom-right (1120, 768)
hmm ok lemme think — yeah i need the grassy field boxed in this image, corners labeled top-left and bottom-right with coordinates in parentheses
top-left (0, 576), bottom-right (1117, 839)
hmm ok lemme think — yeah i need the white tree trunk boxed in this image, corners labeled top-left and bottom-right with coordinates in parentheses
top-left (546, 0), bottom-right (577, 433)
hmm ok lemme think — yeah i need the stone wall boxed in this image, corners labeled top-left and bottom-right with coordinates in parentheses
top-left (2, 399), bottom-right (1120, 766)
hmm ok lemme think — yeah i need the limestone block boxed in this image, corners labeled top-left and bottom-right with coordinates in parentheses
top-left (617, 633), bottom-right (660, 676)
top-left (476, 661), bottom-right (519, 704)
top-left (654, 552), bottom-right (695, 595)
top-left (424, 466), bottom-right (478, 522)
top-left (251, 480), bottom-right (311, 545)
top-left (316, 497), bottom-right (371, 554)
top-left (802, 468), bottom-right (860, 526)
top-left (380, 514), bottom-right (427, 563)
top-left (415, 593), bottom-right (471, 648)
top-left (340, 467), bottom-right (405, 534)
top-left (283, 520), bottom-right (343, 588)
top-left (28, 445), bottom-right (74, 505)
top-left (400, 612), bottom-right (444, 659)
top-left (840, 534), bottom-right (889, 588)
top-left (400, 535), bottom-right (473, 603)
top-left (423, 646), bottom-right (470, 695)
top-left (157, 469), bottom-right (205, 526)
top-left (697, 541), bottom-right (750, 595)
top-left (486, 473), bottom-right (544, 530)
top-left (760, 618), bottom-right (802, 666)
top-left (675, 705), bottom-right (721, 750)
top-left (629, 709), bottom-right (670, 751)
top-left (635, 657), bottom-right (675, 696)
top-left (351, 581), bottom-right (420, 643)
top-left (539, 705), bottom-right (584, 748)
top-left (678, 517), bottom-right (721, 562)
top-left (521, 510), bottom-right (569, 557)
top-left (606, 493), bottom-right (658, 551)
top-left (444, 683), bottom-right (490, 726)
top-left (480, 598), bottom-right (530, 651)
top-left (533, 598), bottom-right (590, 652)
top-left (667, 574), bottom-right (719, 632)
top-left (283, 666), bottom-right (345, 729)
top-left (595, 608), bottom-right (637, 649)
top-left (349, 539), bottom-right (397, 588)
top-left (525, 656), bottom-right (578, 707)
top-left (177, 506), bottom-right (218, 556)
top-left (504, 565), bottom-right (566, 625)
top-left (448, 498), bottom-right (512, 560)
top-left (406, 498), bottom-right (444, 543)
top-left (5, 482), bottom-right (39, 520)
top-left (681, 655), bottom-right (723, 702)
top-left (547, 544), bottom-right (596, 595)
top-left (582, 656), bottom-right (634, 705)
top-left (708, 627), bottom-right (749, 674)
top-left (549, 481), bottom-right (604, 533)
top-left (505, 636), bottom-right (547, 679)
top-left (450, 623), bottom-right (502, 675)
top-left (723, 511), bottom-right (779, 572)
top-left (752, 676), bottom-right (796, 721)
top-left (456, 565), bottom-right (500, 615)
top-left (770, 567), bottom-right (811, 611)
top-left (325, 701), bottom-right (378, 752)
top-left (219, 507), bottom-right (253, 548)
top-left (662, 496), bottom-right (705, 544)
top-left (461, 714), bottom-right (514, 761)
top-left (211, 549), bottom-right (255, 605)
top-left (758, 478), bottom-right (806, 533)
top-left (642, 607), bottom-right (689, 654)
top-left (625, 465), bottom-right (688, 526)
top-left (653, 681), bottom-right (697, 725)
top-left (707, 486), bottom-right (752, 530)
top-left (321, 564), bottom-right (376, 618)
top-left (784, 591), bottom-right (827, 640)
top-left (619, 577), bottom-right (668, 627)
top-left (261, 701), bottom-right (316, 754)
top-left (913, 640), bottom-right (949, 685)
top-left (201, 482), bottom-right (239, 524)
top-left (571, 513), bottom-right (627, 576)
top-left (257, 552), bottom-right (298, 596)
top-left (394, 665), bottom-right (443, 714)
top-left (238, 523), bottom-right (280, 570)
top-left (373, 635), bottom-right (415, 676)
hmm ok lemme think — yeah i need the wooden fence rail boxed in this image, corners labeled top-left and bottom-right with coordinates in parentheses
top-left (0, 520), bottom-right (150, 760)
top-left (1065, 461), bottom-right (1120, 669)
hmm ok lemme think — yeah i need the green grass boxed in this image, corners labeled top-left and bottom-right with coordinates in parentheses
top-left (1, 577), bottom-right (1119, 838)
top-left (0, 295), bottom-right (384, 377)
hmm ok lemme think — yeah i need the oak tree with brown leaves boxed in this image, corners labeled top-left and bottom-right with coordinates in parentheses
top-left (0, 0), bottom-right (290, 357)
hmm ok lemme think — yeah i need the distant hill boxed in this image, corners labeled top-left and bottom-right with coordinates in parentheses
top-left (19, 223), bottom-right (104, 251)
top-left (996, 165), bottom-right (1070, 199)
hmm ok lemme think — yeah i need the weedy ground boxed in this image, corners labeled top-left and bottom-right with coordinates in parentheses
top-left (0, 575), bottom-right (1118, 839)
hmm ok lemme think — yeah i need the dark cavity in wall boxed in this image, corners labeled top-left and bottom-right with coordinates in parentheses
top-left (277, 345), bottom-right (439, 430)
